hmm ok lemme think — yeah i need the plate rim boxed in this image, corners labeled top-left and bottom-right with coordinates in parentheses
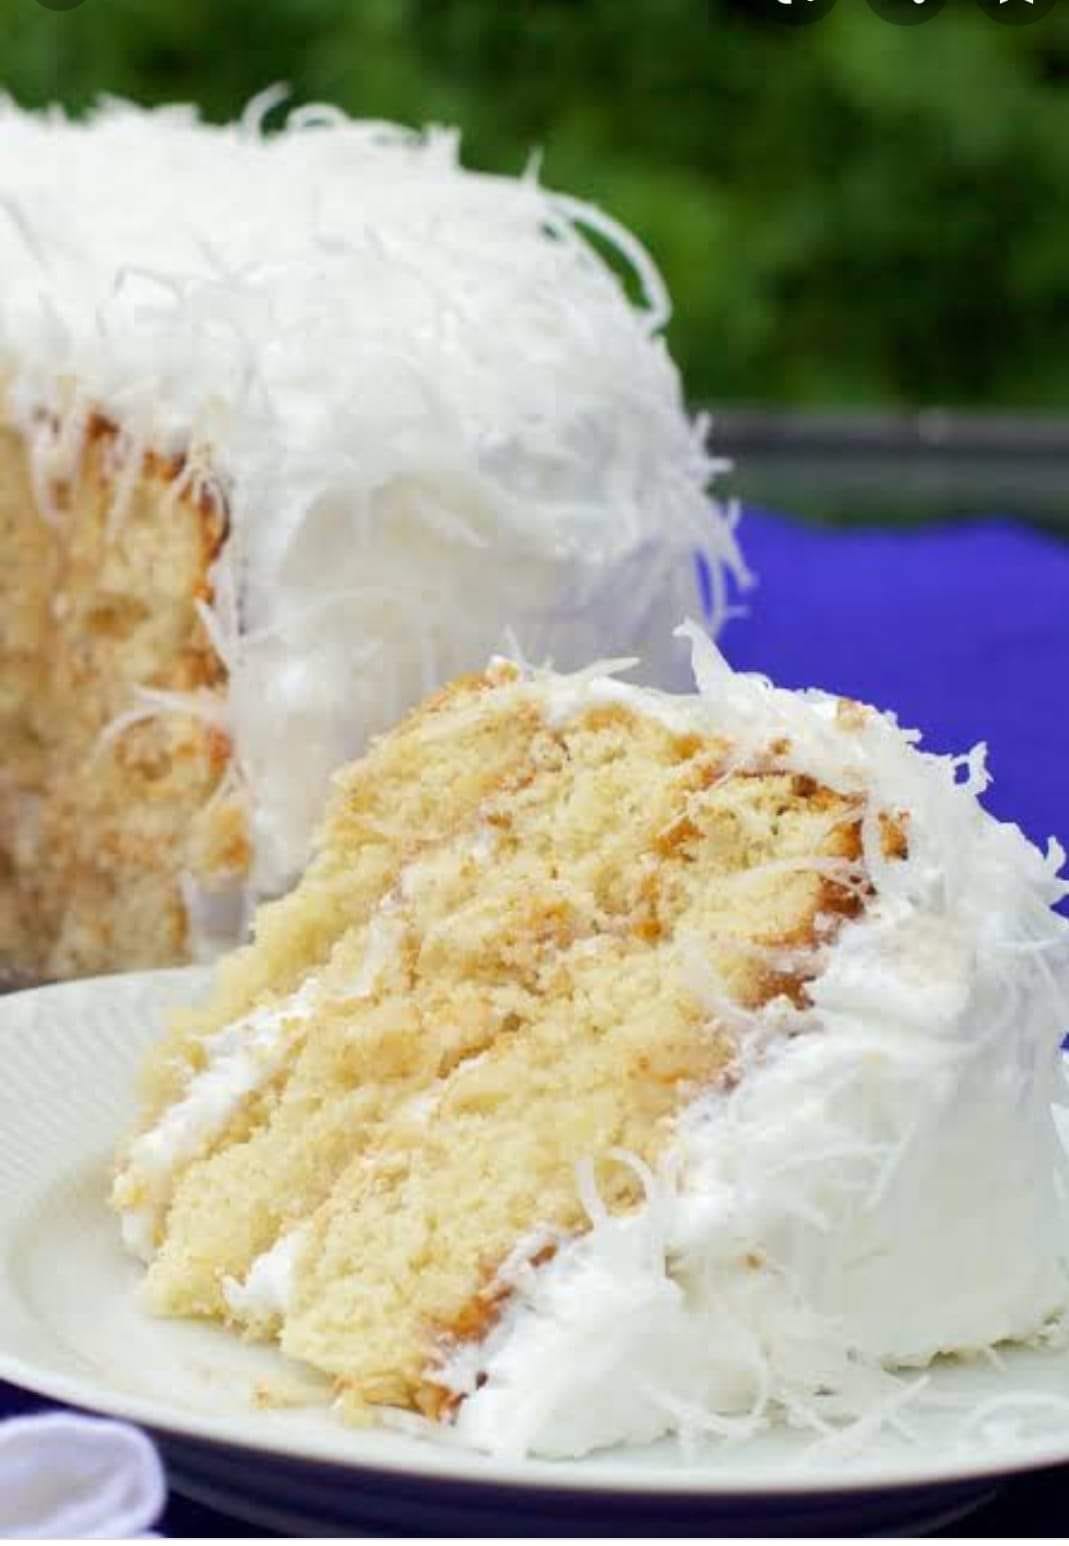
top-left (6, 1345), bottom-right (1069, 1501)
top-left (4, 967), bottom-right (1069, 1502)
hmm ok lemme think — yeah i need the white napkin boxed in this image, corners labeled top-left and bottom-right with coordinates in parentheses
top-left (0, 1414), bottom-right (165, 1538)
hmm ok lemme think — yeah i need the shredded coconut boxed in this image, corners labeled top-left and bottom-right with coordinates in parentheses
top-left (0, 97), bottom-right (749, 922)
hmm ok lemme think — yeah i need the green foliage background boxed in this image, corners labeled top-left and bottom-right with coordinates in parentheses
top-left (3, 0), bottom-right (1069, 410)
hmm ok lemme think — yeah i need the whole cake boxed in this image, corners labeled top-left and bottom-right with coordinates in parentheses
top-left (113, 624), bottom-right (1069, 1457)
top-left (0, 94), bottom-right (744, 981)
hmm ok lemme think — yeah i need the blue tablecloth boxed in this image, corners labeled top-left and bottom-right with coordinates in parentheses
top-left (3, 509), bottom-right (1068, 1535)
top-left (726, 511), bottom-right (1069, 861)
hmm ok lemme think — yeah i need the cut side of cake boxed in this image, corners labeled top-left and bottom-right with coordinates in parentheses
top-left (0, 409), bottom-right (240, 980)
top-left (0, 96), bottom-right (747, 981)
top-left (112, 625), bottom-right (1069, 1457)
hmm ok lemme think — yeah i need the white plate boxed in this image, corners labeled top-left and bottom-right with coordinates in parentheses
top-left (3, 970), bottom-right (1069, 1534)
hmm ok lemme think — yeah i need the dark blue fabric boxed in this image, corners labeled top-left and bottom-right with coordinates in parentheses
top-left (2, 510), bottom-right (1067, 1533)
top-left (726, 512), bottom-right (1069, 861)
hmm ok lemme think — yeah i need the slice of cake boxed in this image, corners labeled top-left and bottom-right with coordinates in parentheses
top-left (112, 624), bottom-right (1069, 1457)
top-left (0, 94), bottom-right (746, 982)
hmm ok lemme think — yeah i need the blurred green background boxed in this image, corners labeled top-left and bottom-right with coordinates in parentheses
top-left (4, 0), bottom-right (1069, 415)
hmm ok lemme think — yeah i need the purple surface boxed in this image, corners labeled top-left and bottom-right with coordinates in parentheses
top-left (2, 510), bottom-right (1068, 1534)
top-left (725, 512), bottom-right (1069, 858)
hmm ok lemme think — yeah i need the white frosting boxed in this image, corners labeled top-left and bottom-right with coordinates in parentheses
top-left (118, 1207), bottom-right (157, 1265)
top-left (117, 979), bottom-right (321, 1262)
top-left (0, 96), bottom-right (747, 913)
top-left (344, 911), bottom-right (406, 1000)
top-left (222, 1228), bottom-right (307, 1321)
top-left (536, 667), bottom-right (699, 735)
top-left (436, 627), bottom-right (1069, 1458)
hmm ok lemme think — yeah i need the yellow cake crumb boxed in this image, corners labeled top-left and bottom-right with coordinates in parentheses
top-left (0, 409), bottom-right (242, 979)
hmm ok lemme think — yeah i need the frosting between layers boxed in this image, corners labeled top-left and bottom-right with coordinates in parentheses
top-left (116, 902), bottom-right (404, 1261)
top-left (115, 830), bottom-right (496, 1263)
top-left (117, 981), bottom-right (320, 1262)
top-left (222, 1227), bottom-right (307, 1322)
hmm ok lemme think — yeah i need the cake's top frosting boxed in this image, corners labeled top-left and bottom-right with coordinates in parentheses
top-left (0, 95), bottom-right (746, 897)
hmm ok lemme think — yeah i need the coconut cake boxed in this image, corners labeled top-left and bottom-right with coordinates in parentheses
top-left (0, 94), bottom-right (745, 981)
top-left (112, 625), bottom-right (1069, 1457)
